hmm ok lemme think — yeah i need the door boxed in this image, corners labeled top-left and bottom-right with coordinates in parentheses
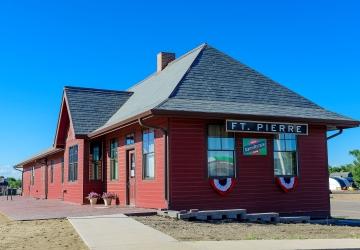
top-left (126, 149), bottom-right (136, 206)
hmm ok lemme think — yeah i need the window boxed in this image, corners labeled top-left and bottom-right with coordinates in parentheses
top-left (208, 124), bottom-right (235, 178)
top-left (110, 139), bottom-right (118, 180)
top-left (31, 166), bottom-right (35, 185)
top-left (90, 142), bottom-right (102, 180)
top-left (50, 160), bottom-right (54, 183)
top-left (274, 133), bottom-right (298, 176)
top-left (125, 133), bottom-right (135, 145)
top-left (61, 158), bottom-right (64, 183)
top-left (68, 145), bottom-right (78, 182)
top-left (143, 129), bottom-right (155, 179)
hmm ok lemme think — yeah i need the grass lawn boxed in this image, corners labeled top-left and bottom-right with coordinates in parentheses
top-left (0, 213), bottom-right (88, 250)
top-left (133, 215), bottom-right (360, 241)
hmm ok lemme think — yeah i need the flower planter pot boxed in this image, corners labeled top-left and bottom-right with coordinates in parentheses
top-left (103, 198), bottom-right (112, 206)
top-left (89, 197), bottom-right (98, 206)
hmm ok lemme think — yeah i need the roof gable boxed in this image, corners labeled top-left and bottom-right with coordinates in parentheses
top-left (64, 86), bottom-right (132, 135)
top-left (54, 95), bottom-right (73, 147)
top-left (92, 44), bottom-right (205, 133)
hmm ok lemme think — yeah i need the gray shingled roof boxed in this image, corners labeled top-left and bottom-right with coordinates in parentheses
top-left (93, 44), bottom-right (204, 133)
top-left (88, 43), bottom-right (358, 136)
top-left (155, 45), bottom-right (355, 122)
top-left (65, 86), bottom-right (132, 135)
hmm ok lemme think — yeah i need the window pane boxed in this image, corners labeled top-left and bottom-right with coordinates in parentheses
top-left (93, 146), bottom-right (100, 161)
top-left (222, 137), bottom-right (235, 150)
top-left (274, 151), bottom-right (297, 176)
top-left (273, 139), bottom-right (285, 151)
top-left (285, 139), bottom-right (297, 151)
top-left (277, 134), bottom-right (285, 140)
top-left (208, 151), bottom-right (234, 178)
top-left (285, 133), bottom-right (295, 140)
top-left (74, 163), bottom-right (78, 180)
top-left (145, 153), bottom-right (155, 178)
top-left (208, 125), bottom-right (222, 150)
top-left (126, 134), bottom-right (135, 145)
top-left (143, 132), bottom-right (149, 154)
top-left (148, 131), bottom-right (154, 153)
top-left (208, 138), bottom-right (221, 150)
top-left (111, 160), bottom-right (118, 180)
top-left (208, 125), bottom-right (222, 137)
top-left (110, 140), bottom-right (118, 158)
top-left (70, 163), bottom-right (73, 181)
top-left (114, 160), bottom-right (118, 179)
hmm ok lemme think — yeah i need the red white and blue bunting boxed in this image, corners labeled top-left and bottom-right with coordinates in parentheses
top-left (210, 178), bottom-right (235, 196)
top-left (276, 176), bottom-right (298, 192)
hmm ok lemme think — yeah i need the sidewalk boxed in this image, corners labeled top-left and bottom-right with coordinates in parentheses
top-left (68, 214), bottom-right (187, 250)
top-left (69, 214), bottom-right (360, 250)
top-left (0, 196), bottom-right (155, 220)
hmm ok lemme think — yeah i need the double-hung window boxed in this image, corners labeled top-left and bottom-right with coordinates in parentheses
top-left (274, 133), bottom-right (298, 176)
top-left (208, 125), bottom-right (235, 178)
top-left (90, 142), bottom-right (102, 180)
top-left (110, 139), bottom-right (118, 180)
top-left (125, 133), bottom-right (135, 145)
top-left (143, 129), bottom-right (155, 179)
top-left (68, 145), bottom-right (78, 182)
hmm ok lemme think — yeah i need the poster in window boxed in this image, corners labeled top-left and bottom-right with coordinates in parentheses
top-left (243, 138), bottom-right (267, 156)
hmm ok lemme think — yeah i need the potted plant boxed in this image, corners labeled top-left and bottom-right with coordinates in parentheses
top-left (102, 192), bottom-right (116, 206)
top-left (86, 192), bottom-right (100, 206)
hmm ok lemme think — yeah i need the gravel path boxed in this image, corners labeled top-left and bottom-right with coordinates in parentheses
top-left (133, 215), bottom-right (360, 241)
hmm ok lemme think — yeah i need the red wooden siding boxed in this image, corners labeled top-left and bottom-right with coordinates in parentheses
top-left (22, 168), bottom-right (30, 197)
top-left (60, 122), bottom-right (85, 204)
top-left (22, 164), bottom-right (44, 199)
top-left (169, 118), bottom-right (330, 217)
top-left (104, 119), bottom-right (167, 209)
top-left (47, 152), bottom-right (65, 200)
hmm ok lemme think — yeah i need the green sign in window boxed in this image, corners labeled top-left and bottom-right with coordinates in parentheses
top-left (243, 138), bottom-right (267, 156)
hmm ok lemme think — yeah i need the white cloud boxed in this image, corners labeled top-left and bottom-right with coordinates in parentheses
top-left (0, 165), bottom-right (21, 179)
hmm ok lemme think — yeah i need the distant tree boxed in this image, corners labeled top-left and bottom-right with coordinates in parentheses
top-left (349, 150), bottom-right (360, 185)
top-left (329, 150), bottom-right (360, 187)
top-left (328, 164), bottom-right (352, 174)
top-left (7, 177), bottom-right (22, 189)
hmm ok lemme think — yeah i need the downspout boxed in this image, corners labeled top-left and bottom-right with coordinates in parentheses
top-left (13, 166), bottom-right (23, 196)
top-left (43, 158), bottom-right (48, 199)
top-left (327, 128), bottom-right (343, 140)
top-left (138, 117), bottom-right (170, 209)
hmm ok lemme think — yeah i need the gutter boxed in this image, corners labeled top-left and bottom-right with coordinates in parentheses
top-left (151, 109), bottom-right (360, 129)
top-left (327, 128), bottom-right (343, 140)
top-left (138, 117), bottom-right (170, 209)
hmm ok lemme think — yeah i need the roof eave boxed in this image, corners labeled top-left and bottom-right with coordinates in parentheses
top-left (13, 148), bottom-right (64, 169)
top-left (88, 110), bottom-right (154, 139)
top-left (151, 109), bottom-right (360, 129)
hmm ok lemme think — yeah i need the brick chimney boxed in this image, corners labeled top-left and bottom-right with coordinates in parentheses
top-left (157, 52), bottom-right (175, 72)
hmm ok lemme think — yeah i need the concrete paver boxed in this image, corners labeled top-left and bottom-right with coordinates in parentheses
top-left (0, 196), bottom-right (155, 220)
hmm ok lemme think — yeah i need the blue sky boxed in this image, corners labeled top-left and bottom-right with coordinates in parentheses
top-left (0, 0), bottom-right (359, 179)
